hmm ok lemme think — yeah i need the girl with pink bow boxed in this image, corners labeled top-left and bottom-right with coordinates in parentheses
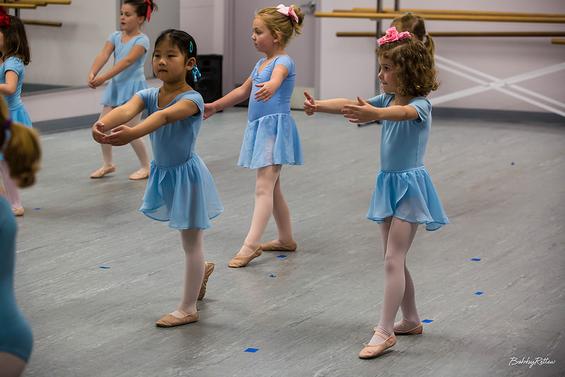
top-left (205, 4), bottom-right (304, 268)
top-left (304, 27), bottom-right (448, 359)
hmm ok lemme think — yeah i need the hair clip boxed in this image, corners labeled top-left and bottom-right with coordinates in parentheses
top-left (144, 0), bottom-right (152, 22)
top-left (189, 41), bottom-right (194, 54)
top-left (192, 66), bottom-right (201, 83)
top-left (378, 27), bottom-right (412, 46)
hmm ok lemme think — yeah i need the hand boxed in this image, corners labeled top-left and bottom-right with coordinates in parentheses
top-left (341, 97), bottom-right (378, 123)
top-left (303, 91), bottom-right (317, 116)
top-left (87, 72), bottom-right (96, 88)
top-left (91, 121), bottom-right (107, 144)
top-left (203, 103), bottom-right (217, 120)
top-left (254, 81), bottom-right (276, 102)
top-left (89, 75), bottom-right (107, 89)
top-left (105, 125), bottom-right (135, 146)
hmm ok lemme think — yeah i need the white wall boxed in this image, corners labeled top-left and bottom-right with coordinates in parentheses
top-left (21, 0), bottom-right (179, 87)
top-left (180, 0), bottom-right (224, 55)
top-left (317, 0), bottom-right (565, 113)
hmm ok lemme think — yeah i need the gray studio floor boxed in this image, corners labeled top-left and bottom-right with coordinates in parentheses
top-left (13, 108), bottom-right (565, 377)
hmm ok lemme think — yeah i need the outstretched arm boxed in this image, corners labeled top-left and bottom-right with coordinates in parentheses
top-left (104, 99), bottom-right (200, 146)
top-left (303, 91), bottom-right (358, 115)
top-left (254, 64), bottom-right (288, 102)
top-left (204, 77), bottom-right (252, 119)
top-left (91, 96), bottom-right (145, 143)
top-left (88, 41), bottom-right (114, 87)
top-left (342, 97), bottom-right (418, 123)
top-left (89, 45), bottom-right (146, 88)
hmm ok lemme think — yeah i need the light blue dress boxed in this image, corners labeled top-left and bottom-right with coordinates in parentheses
top-left (0, 197), bottom-right (33, 362)
top-left (101, 31), bottom-right (150, 107)
top-left (366, 94), bottom-right (448, 231)
top-left (0, 56), bottom-right (32, 127)
top-left (238, 55), bottom-right (303, 169)
top-left (136, 88), bottom-right (223, 229)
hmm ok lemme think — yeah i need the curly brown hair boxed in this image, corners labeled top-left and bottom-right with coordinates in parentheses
top-left (391, 13), bottom-right (435, 56)
top-left (377, 37), bottom-right (439, 97)
top-left (0, 97), bottom-right (41, 188)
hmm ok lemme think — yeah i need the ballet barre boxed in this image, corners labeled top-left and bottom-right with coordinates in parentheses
top-left (336, 31), bottom-right (565, 38)
top-left (334, 8), bottom-right (565, 19)
top-left (22, 18), bottom-right (61, 27)
top-left (552, 38), bottom-right (565, 44)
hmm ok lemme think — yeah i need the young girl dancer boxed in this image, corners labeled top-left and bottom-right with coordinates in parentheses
top-left (304, 27), bottom-right (448, 359)
top-left (0, 10), bottom-right (32, 216)
top-left (92, 30), bottom-right (223, 327)
top-left (204, 4), bottom-right (304, 268)
top-left (0, 97), bottom-right (41, 377)
top-left (88, 0), bottom-right (157, 180)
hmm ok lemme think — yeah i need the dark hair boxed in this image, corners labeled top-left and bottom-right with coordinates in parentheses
top-left (123, 0), bottom-right (158, 21)
top-left (154, 29), bottom-right (198, 86)
top-left (377, 37), bottom-right (439, 97)
top-left (0, 16), bottom-right (30, 65)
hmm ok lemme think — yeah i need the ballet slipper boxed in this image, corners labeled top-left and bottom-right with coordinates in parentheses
top-left (393, 320), bottom-right (423, 335)
top-left (198, 262), bottom-right (215, 300)
top-left (155, 310), bottom-right (199, 328)
top-left (228, 245), bottom-right (262, 268)
top-left (128, 168), bottom-right (149, 180)
top-left (90, 165), bottom-right (116, 179)
top-left (260, 239), bottom-right (297, 252)
top-left (12, 207), bottom-right (24, 217)
top-left (358, 328), bottom-right (397, 359)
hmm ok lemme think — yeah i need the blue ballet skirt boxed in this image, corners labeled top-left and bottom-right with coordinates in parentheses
top-left (238, 55), bottom-right (303, 169)
top-left (367, 167), bottom-right (448, 231)
top-left (0, 57), bottom-right (32, 127)
top-left (10, 105), bottom-right (32, 128)
top-left (140, 155), bottom-right (223, 229)
top-left (101, 79), bottom-right (148, 108)
top-left (238, 113), bottom-right (303, 169)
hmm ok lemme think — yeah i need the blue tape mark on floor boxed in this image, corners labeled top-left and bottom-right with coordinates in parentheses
top-left (470, 258), bottom-right (481, 262)
top-left (276, 255), bottom-right (287, 259)
top-left (269, 273), bottom-right (276, 278)
top-left (474, 291), bottom-right (484, 296)
top-left (99, 265), bottom-right (111, 269)
top-left (244, 348), bottom-right (259, 353)
top-left (422, 319), bottom-right (433, 324)
top-left (33, 208), bottom-right (41, 210)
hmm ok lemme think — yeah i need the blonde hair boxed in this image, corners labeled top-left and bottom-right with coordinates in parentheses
top-left (0, 97), bottom-right (41, 188)
top-left (256, 4), bottom-right (304, 47)
top-left (391, 13), bottom-right (435, 56)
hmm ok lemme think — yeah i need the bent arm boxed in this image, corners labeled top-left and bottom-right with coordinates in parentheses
top-left (128, 99), bottom-right (199, 139)
top-left (96, 45), bottom-right (145, 82)
top-left (89, 41), bottom-right (114, 77)
top-left (0, 71), bottom-right (19, 96)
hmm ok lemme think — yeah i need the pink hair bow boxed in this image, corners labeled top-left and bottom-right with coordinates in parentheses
top-left (276, 4), bottom-right (299, 23)
top-left (144, 0), bottom-right (152, 22)
top-left (377, 27), bottom-right (412, 46)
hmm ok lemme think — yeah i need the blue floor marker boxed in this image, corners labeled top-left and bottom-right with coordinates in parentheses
top-left (511, 162), bottom-right (515, 166)
top-left (269, 273), bottom-right (276, 278)
top-left (244, 348), bottom-right (259, 353)
top-left (33, 207), bottom-right (41, 211)
top-left (99, 265), bottom-right (111, 269)
top-left (276, 255), bottom-right (287, 259)
top-left (474, 291), bottom-right (484, 296)
top-left (422, 319), bottom-right (433, 324)
top-left (470, 257), bottom-right (481, 262)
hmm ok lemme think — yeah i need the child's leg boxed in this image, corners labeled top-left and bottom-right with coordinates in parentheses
top-left (126, 113), bottom-right (150, 180)
top-left (370, 217), bottom-right (418, 345)
top-left (236, 165), bottom-right (281, 256)
top-left (173, 229), bottom-right (205, 316)
top-left (379, 217), bottom-right (421, 329)
top-left (0, 160), bottom-right (23, 214)
top-left (271, 175), bottom-right (295, 243)
top-left (90, 107), bottom-right (116, 178)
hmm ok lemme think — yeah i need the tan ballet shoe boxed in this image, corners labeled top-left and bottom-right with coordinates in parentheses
top-left (155, 310), bottom-right (199, 328)
top-left (228, 245), bottom-right (262, 268)
top-left (90, 165), bottom-right (116, 179)
top-left (12, 207), bottom-right (24, 217)
top-left (128, 168), bottom-right (149, 180)
top-left (393, 320), bottom-right (423, 335)
top-left (358, 328), bottom-right (397, 359)
top-left (260, 239), bottom-right (297, 252)
top-left (198, 262), bottom-right (215, 300)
